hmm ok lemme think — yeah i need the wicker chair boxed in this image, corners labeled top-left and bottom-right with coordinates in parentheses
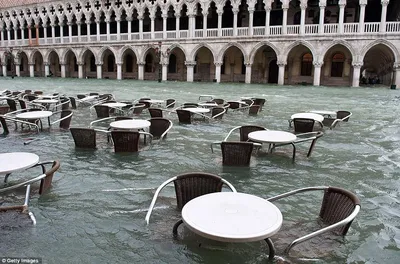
top-left (224, 125), bottom-right (267, 142)
top-left (129, 103), bottom-right (146, 115)
top-left (181, 103), bottom-right (199, 108)
top-left (148, 108), bottom-right (163, 118)
top-left (323, 111), bottom-right (352, 129)
top-left (267, 186), bottom-right (360, 254)
top-left (0, 105), bottom-right (9, 115)
top-left (0, 116), bottom-right (10, 135)
top-left (111, 130), bottom-right (153, 152)
top-left (69, 97), bottom-right (77, 109)
top-left (145, 172), bottom-right (237, 226)
top-left (293, 118), bottom-right (317, 133)
top-left (148, 118), bottom-right (173, 141)
top-left (165, 99), bottom-right (176, 108)
top-left (211, 141), bottom-right (255, 166)
top-left (336, 111), bottom-right (352, 122)
top-left (211, 98), bottom-right (225, 105)
top-left (51, 110), bottom-right (73, 129)
top-left (211, 107), bottom-right (226, 119)
top-left (249, 105), bottom-right (261, 115)
top-left (176, 109), bottom-right (192, 124)
top-left (70, 128), bottom-right (97, 148)
top-left (94, 105), bottom-right (110, 118)
top-left (252, 98), bottom-right (266, 111)
top-left (31, 160), bottom-right (61, 195)
top-left (7, 99), bottom-right (17, 112)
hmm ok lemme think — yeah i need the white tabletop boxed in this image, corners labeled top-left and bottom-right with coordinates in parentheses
top-left (16, 111), bottom-right (53, 119)
top-left (34, 99), bottom-right (58, 104)
top-left (109, 119), bottom-right (150, 130)
top-left (80, 95), bottom-right (98, 102)
top-left (143, 99), bottom-right (164, 104)
top-left (38, 94), bottom-right (59, 99)
top-left (291, 113), bottom-right (324, 122)
top-left (182, 192), bottom-right (282, 242)
top-left (0, 152), bottom-right (40, 175)
top-left (198, 102), bottom-right (218, 107)
top-left (102, 102), bottom-right (127, 108)
top-left (185, 108), bottom-right (210, 113)
top-left (309, 110), bottom-right (337, 116)
top-left (248, 130), bottom-right (297, 144)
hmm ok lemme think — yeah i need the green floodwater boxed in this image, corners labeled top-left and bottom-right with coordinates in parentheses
top-left (0, 77), bottom-right (399, 264)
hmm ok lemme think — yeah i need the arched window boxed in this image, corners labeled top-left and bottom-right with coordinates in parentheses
top-left (74, 57), bottom-right (78, 71)
top-left (145, 54), bottom-right (153, 72)
top-left (331, 53), bottom-right (344, 77)
top-left (90, 55), bottom-right (96, 72)
top-left (20, 57), bottom-right (24, 71)
top-left (168, 54), bottom-right (177, 73)
top-left (301, 53), bottom-right (313, 76)
top-left (126, 54), bottom-right (133, 72)
top-left (107, 55), bottom-right (114, 72)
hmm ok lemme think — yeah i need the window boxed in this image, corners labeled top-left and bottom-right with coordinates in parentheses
top-left (168, 54), bottom-right (177, 73)
top-left (90, 55), bottom-right (96, 72)
top-left (107, 55), bottom-right (114, 72)
top-left (74, 57), bottom-right (78, 72)
top-left (126, 54), bottom-right (133, 72)
top-left (331, 53), bottom-right (344, 77)
top-left (301, 53), bottom-right (313, 76)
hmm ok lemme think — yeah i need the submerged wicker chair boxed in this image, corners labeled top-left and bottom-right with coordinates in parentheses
top-left (224, 125), bottom-right (267, 142)
top-left (165, 99), bottom-right (176, 108)
top-left (148, 108), bottom-right (163, 118)
top-left (267, 186), bottom-right (360, 254)
top-left (211, 141), bottom-right (255, 166)
top-left (111, 130), bottom-right (153, 152)
top-left (176, 109), bottom-right (192, 124)
top-left (211, 107), bottom-right (226, 119)
top-left (94, 105), bottom-right (110, 118)
top-left (336, 111), bottom-right (352, 122)
top-left (145, 172), bottom-right (237, 227)
top-left (148, 118), bottom-right (173, 141)
top-left (70, 127), bottom-right (97, 148)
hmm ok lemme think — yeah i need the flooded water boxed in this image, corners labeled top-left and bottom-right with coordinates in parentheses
top-left (0, 78), bottom-right (399, 264)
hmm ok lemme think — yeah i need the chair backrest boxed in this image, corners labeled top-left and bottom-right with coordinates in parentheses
top-left (34, 90), bottom-right (43, 95)
top-left (18, 99), bottom-right (27, 109)
top-left (293, 118), bottom-right (315, 133)
top-left (252, 98), bottom-right (266, 106)
top-left (337, 111), bottom-right (351, 122)
top-left (211, 107), bottom-right (225, 119)
top-left (221, 141), bottom-right (253, 166)
top-left (39, 160), bottom-right (60, 195)
top-left (227, 101), bottom-right (240, 109)
top-left (149, 118), bottom-right (172, 139)
top-left (182, 103), bottom-right (199, 108)
top-left (249, 105), bottom-right (260, 115)
top-left (239, 125), bottom-right (266, 142)
top-left (242, 99), bottom-right (254, 106)
top-left (148, 108), bottom-right (163, 118)
top-left (115, 116), bottom-right (133, 121)
top-left (69, 97), bottom-right (77, 109)
top-left (26, 95), bottom-right (37, 101)
top-left (111, 131), bottom-right (140, 152)
top-left (89, 92), bottom-right (99, 96)
top-left (319, 187), bottom-right (360, 235)
top-left (138, 100), bottom-right (151, 109)
top-left (166, 99), bottom-right (176, 108)
top-left (6, 99), bottom-right (17, 112)
top-left (77, 94), bottom-right (86, 99)
top-left (133, 103), bottom-right (146, 114)
top-left (0, 105), bottom-right (10, 115)
top-left (212, 98), bottom-right (225, 105)
top-left (94, 105), bottom-right (110, 118)
top-left (173, 172), bottom-right (224, 210)
top-left (59, 110), bottom-right (73, 129)
top-left (70, 127), bottom-right (96, 148)
top-left (60, 97), bottom-right (70, 110)
top-left (0, 116), bottom-right (10, 135)
top-left (176, 109), bottom-right (192, 124)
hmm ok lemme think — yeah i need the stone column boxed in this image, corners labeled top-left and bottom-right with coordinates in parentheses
top-left (300, 3), bottom-right (307, 35)
top-left (185, 61), bottom-right (196, 82)
top-left (338, 2), bottom-right (345, 34)
top-left (86, 22), bottom-right (91, 39)
top-left (28, 25), bottom-right (32, 45)
top-left (358, 0), bottom-right (367, 33)
top-left (29, 63), bottom-right (35, 77)
top-left (61, 63), bottom-right (66, 78)
top-left (176, 14), bottom-right (181, 39)
top-left (233, 8), bottom-right (238, 36)
top-left (162, 13), bottom-right (167, 39)
top-left (265, 6), bottom-right (271, 35)
top-left (96, 20), bottom-right (100, 41)
top-left (352, 63), bottom-right (362, 87)
top-left (106, 19), bottom-right (110, 40)
top-left (43, 25), bottom-right (48, 44)
top-left (248, 8), bottom-right (254, 36)
top-left (313, 62), bottom-right (323, 86)
top-left (96, 63), bottom-right (102, 79)
top-left (202, 12), bottom-right (207, 38)
top-left (0, 29), bottom-right (4, 46)
top-left (35, 24), bottom-right (39, 44)
top-left (60, 22), bottom-right (64, 44)
top-left (77, 21), bottom-right (81, 42)
top-left (7, 26), bottom-right (11, 46)
top-left (2, 63), bottom-right (7, 77)
top-left (380, 0), bottom-right (389, 33)
top-left (138, 16), bottom-right (143, 40)
top-left (318, 2), bottom-right (326, 34)
top-left (127, 17), bottom-right (132, 40)
top-left (51, 23), bottom-right (56, 43)
top-left (188, 14), bottom-right (194, 38)
top-left (67, 22), bottom-right (72, 43)
top-left (150, 15), bottom-right (155, 39)
top-left (282, 3), bottom-right (289, 34)
top-left (245, 63), bottom-right (252, 84)
top-left (138, 62), bottom-right (145, 80)
top-left (215, 62), bottom-right (222, 83)
top-left (78, 63), bottom-right (84, 79)
top-left (44, 63), bottom-right (50, 77)
top-left (277, 61), bottom-right (286, 85)
top-left (117, 19), bottom-right (121, 41)
top-left (15, 64), bottom-right (20, 77)
top-left (162, 63), bottom-right (168, 81)
top-left (117, 63), bottom-right (122, 80)
top-left (14, 27), bottom-right (18, 42)
top-left (21, 25), bottom-right (25, 41)
top-left (394, 64), bottom-right (400, 88)
top-left (217, 10), bottom-right (223, 37)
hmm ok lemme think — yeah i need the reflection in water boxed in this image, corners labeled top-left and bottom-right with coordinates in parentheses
top-left (0, 78), bottom-right (399, 263)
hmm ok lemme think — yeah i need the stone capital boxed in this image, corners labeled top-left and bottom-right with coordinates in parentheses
top-left (300, 3), bottom-right (307, 10)
top-left (339, 0), bottom-right (346, 7)
top-left (277, 61), bottom-right (286, 67)
top-left (95, 63), bottom-right (103, 66)
top-left (214, 62), bottom-right (223, 67)
top-left (393, 63), bottom-right (400, 70)
top-left (185, 61), bottom-right (196, 67)
top-left (381, 0), bottom-right (390, 7)
top-left (359, 0), bottom-right (367, 6)
top-left (319, 0), bottom-right (327, 7)
top-left (352, 62), bottom-right (363, 68)
top-left (137, 62), bottom-right (146, 66)
top-left (313, 61), bottom-right (323, 67)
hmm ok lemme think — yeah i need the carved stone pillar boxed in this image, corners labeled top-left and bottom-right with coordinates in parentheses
top-left (162, 62), bottom-right (168, 81)
top-left (352, 62), bottom-right (363, 87)
top-left (380, 0), bottom-right (389, 33)
top-left (44, 62), bottom-right (50, 77)
top-left (359, 0), bottom-right (367, 33)
top-left (245, 63), bottom-right (252, 84)
top-left (61, 63), bottom-right (66, 78)
top-left (96, 63), bottom-right (102, 79)
top-left (185, 61), bottom-right (196, 82)
top-left (78, 63), bottom-right (84, 79)
top-left (29, 63), bottom-right (35, 77)
top-left (214, 62), bottom-right (222, 83)
top-left (138, 62), bottom-right (145, 80)
top-left (277, 61), bottom-right (286, 85)
top-left (117, 63), bottom-right (122, 80)
top-left (300, 3), bottom-right (307, 35)
top-left (313, 62), bottom-right (323, 86)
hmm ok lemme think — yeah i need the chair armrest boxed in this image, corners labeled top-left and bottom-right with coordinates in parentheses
top-left (89, 117), bottom-right (115, 128)
top-left (223, 126), bottom-right (242, 141)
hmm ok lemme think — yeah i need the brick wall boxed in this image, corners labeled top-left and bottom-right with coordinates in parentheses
top-left (0, 0), bottom-right (53, 9)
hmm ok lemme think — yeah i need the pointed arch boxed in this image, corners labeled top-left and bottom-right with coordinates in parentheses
top-left (249, 41), bottom-right (281, 64)
top-left (189, 43), bottom-right (216, 62)
top-left (283, 40), bottom-right (317, 62)
top-left (43, 48), bottom-right (61, 63)
top-left (29, 49), bottom-right (45, 64)
top-left (217, 42), bottom-right (247, 63)
top-left (321, 40), bottom-right (356, 63)
top-left (78, 46), bottom-right (98, 64)
top-left (360, 39), bottom-right (399, 64)
top-left (117, 45), bottom-right (139, 64)
top-left (98, 46), bottom-right (117, 63)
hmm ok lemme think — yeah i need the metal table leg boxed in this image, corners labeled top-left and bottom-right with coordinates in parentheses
top-left (264, 237), bottom-right (276, 260)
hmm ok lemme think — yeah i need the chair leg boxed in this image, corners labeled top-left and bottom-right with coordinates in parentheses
top-left (291, 142), bottom-right (296, 163)
top-left (173, 219), bottom-right (183, 237)
top-left (264, 237), bottom-right (276, 260)
top-left (4, 173), bottom-right (11, 183)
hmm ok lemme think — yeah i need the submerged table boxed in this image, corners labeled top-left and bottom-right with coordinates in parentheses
top-left (0, 152), bottom-right (40, 183)
top-left (181, 192), bottom-right (282, 260)
top-left (16, 110), bottom-right (53, 130)
top-left (184, 108), bottom-right (210, 114)
top-left (109, 119), bottom-right (150, 130)
top-left (290, 113), bottom-right (324, 122)
top-left (248, 130), bottom-right (297, 162)
top-left (309, 110), bottom-right (337, 118)
top-left (102, 102), bottom-right (127, 108)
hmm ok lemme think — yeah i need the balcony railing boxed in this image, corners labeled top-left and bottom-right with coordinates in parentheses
top-left (1, 21), bottom-right (399, 47)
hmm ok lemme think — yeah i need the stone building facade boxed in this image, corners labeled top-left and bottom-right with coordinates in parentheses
top-left (0, 0), bottom-right (399, 87)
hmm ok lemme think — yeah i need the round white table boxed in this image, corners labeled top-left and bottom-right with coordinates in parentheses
top-left (143, 99), bottom-right (164, 104)
top-left (38, 94), bottom-right (59, 99)
top-left (198, 102), bottom-right (217, 107)
top-left (79, 95), bottom-right (98, 102)
top-left (309, 110), bottom-right (337, 117)
top-left (34, 99), bottom-right (58, 104)
top-left (109, 119), bottom-right (150, 130)
top-left (16, 111), bottom-right (53, 120)
top-left (182, 192), bottom-right (282, 259)
top-left (291, 113), bottom-right (324, 122)
top-left (248, 130), bottom-right (297, 162)
top-left (0, 152), bottom-right (40, 182)
top-left (102, 102), bottom-right (127, 108)
top-left (184, 108), bottom-right (210, 113)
